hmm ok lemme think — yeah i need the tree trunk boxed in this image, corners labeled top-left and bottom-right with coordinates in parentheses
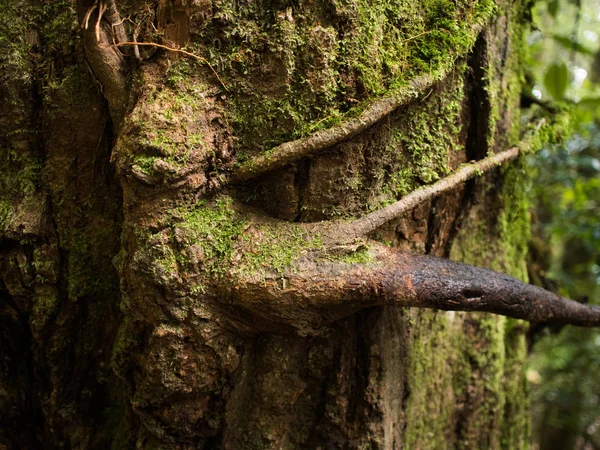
top-left (1, 0), bottom-right (537, 448)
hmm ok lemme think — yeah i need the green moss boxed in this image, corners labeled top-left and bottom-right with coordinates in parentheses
top-left (133, 197), bottom-right (327, 287)
top-left (122, 74), bottom-right (210, 177)
top-left (166, 59), bottom-right (195, 89)
top-left (384, 168), bottom-right (414, 198)
top-left (178, 197), bottom-right (247, 276)
top-left (447, 160), bottom-right (531, 448)
top-left (402, 310), bottom-right (464, 448)
top-left (496, 160), bottom-right (532, 281)
top-left (38, 1), bottom-right (78, 68)
top-left (500, 320), bottom-right (530, 449)
top-left (0, 134), bottom-right (42, 197)
top-left (329, 246), bottom-right (373, 265)
top-left (0, 133), bottom-right (43, 236)
top-left (483, 56), bottom-right (501, 155)
top-left (446, 53), bottom-right (533, 443)
top-left (132, 129), bottom-right (204, 175)
top-left (238, 226), bottom-right (324, 276)
top-left (174, 197), bottom-right (324, 279)
top-left (0, 0), bottom-right (77, 90)
top-left (30, 293), bottom-right (59, 331)
top-left (459, 315), bottom-right (507, 448)
top-left (377, 77), bottom-right (464, 205)
top-left (196, 0), bottom-right (496, 156)
top-left (0, 199), bottom-right (13, 231)
top-left (400, 309), bottom-right (509, 449)
top-left (0, 0), bottom-right (35, 88)
top-left (520, 109), bottom-right (572, 154)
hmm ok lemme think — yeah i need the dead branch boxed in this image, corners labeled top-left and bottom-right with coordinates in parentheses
top-left (224, 244), bottom-right (600, 333)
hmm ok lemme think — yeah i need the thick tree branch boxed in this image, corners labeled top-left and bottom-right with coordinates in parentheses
top-left (224, 244), bottom-right (600, 333)
top-left (220, 113), bottom-right (579, 332)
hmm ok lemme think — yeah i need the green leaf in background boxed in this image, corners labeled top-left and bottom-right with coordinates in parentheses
top-left (544, 61), bottom-right (569, 100)
top-left (578, 95), bottom-right (600, 108)
top-left (548, 0), bottom-right (560, 17)
top-left (552, 34), bottom-right (595, 55)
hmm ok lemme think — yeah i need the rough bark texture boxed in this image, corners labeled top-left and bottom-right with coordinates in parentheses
top-left (0, 0), bottom-right (544, 448)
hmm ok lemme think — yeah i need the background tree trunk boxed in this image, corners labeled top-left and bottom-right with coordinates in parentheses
top-left (0, 0), bottom-right (534, 448)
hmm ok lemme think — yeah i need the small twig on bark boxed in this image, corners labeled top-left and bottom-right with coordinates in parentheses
top-left (82, 3), bottom-right (98, 30)
top-left (402, 28), bottom-right (451, 44)
top-left (403, 29), bottom-right (436, 43)
top-left (95, 1), bottom-right (107, 42)
top-left (114, 42), bottom-right (229, 91)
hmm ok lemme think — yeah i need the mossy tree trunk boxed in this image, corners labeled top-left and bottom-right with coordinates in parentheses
top-left (0, 0), bottom-right (542, 448)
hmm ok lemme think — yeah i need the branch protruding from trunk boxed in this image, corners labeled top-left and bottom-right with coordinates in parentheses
top-left (311, 115), bottom-right (568, 245)
top-left (225, 245), bottom-right (600, 333)
top-left (329, 146), bottom-right (520, 244)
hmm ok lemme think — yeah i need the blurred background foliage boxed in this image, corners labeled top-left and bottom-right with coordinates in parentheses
top-left (525, 0), bottom-right (600, 448)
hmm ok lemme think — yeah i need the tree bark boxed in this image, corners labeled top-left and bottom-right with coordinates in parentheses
top-left (0, 0), bottom-right (575, 448)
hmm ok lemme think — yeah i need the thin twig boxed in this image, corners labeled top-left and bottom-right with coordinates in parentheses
top-left (95, 1), bottom-right (107, 42)
top-left (337, 147), bottom-right (521, 241)
top-left (231, 24), bottom-right (486, 182)
top-left (403, 29), bottom-right (435, 44)
top-left (82, 3), bottom-right (97, 30)
top-left (403, 28), bottom-right (451, 44)
top-left (315, 115), bottom-right (569, 244)
top-left (115, 42), bottom-right (229, 91)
